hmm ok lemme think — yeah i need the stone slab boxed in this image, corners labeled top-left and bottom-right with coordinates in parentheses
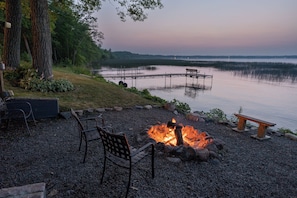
top-left (0, 182), bottom-right (46, 198)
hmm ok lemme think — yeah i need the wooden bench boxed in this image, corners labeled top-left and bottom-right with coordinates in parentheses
top-left (232, 113), bottom-right (276, 140)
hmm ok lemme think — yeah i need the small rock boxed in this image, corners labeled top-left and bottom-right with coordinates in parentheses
top-left (285, 133), bottom-right (297, 141)
top-left (206, 143), bottom-right (218, 153)
top-left (166, 157), bottom-right (181, 163)
top-left (113, 106), bottom-right (123, 111)
top-left (135, 105), bottom-right (143, 109)
top-left (144, 105), bottom-right (152, 110)
top-left (186, 113), bottom-right (199, 121)
top-left (209, 150), bottom-right (219, 159)
top-left (195, 148), bottom-right (210, 161)
top-left (86, 108), bottom-right (94, 113)
top-left (76, 110), bottom-right (84, 116)
top-left (48, 189), bottom-right (58, 197)
top-left (164, 103), bottom-right (175, 111)
top-left (96, 108), bottom-right (105, 113)
top-left (173, 110), bottom-right (179, 115)
top-left (209, 158), bottom-right (221, 165)
top-left (199, 117), bottom-right (205, 122)
top-left (213, 138), bottom-right (225, 150)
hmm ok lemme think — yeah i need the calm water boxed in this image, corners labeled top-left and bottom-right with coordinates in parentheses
top-left (100, 64), bottom-right (297, 132)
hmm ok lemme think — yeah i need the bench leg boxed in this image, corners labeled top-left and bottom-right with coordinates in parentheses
top-left (251, 124), bottom-right (271, 140)
top-left (237, 118), bottom-right (246, 131)
top-left (257, 124), bottom-right (267, 138)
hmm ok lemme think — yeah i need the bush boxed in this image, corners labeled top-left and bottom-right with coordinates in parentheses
top-left (25, 78), bottom-right (74, 92)
top-left (170, 99), bottom-right (191, 113)
top-left (205, 108), bottom-right (227, 122)
top-left (4, 67), bottom-right (74, 92)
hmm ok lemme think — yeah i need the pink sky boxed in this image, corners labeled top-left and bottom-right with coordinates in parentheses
top-left (96, 0), bottom-right (297, 56)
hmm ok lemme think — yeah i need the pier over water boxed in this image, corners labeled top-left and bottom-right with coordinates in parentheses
top-left (95, 68), bottom-right (213, 91)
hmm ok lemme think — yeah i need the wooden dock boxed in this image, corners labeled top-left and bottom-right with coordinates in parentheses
top-left (102, 72), bottom-right (213, 79)
top-left (98, 68), bottom-right (213, 91)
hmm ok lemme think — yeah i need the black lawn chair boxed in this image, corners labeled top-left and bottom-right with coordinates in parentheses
top-left (71, 108), bottom-right (105, 163)
top-left (0, 98), bottom-right (36, 135)
top-left (97, 126), bottom-right (155, 198)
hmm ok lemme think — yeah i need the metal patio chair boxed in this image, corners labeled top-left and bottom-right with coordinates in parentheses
top-left (71, 108), bottom-right (106, 163)
top-left (0, 98), bottom-right (36, 135)
top-left (97, 126), bottom-right (155, 198)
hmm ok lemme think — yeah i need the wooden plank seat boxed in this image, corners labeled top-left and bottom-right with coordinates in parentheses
top-left (233, 113), bottom-right (276, 140)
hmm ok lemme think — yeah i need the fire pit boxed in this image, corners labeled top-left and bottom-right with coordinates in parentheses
top-left (147, 118), bottom-right (225, 161)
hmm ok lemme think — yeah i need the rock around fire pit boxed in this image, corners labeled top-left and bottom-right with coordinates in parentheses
top-left (147, 118), bottom-right (226, 161)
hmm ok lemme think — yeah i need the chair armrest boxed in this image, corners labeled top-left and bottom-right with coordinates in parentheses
top-left (82, 127), bottom-right (97, 133)
top-left (80, 117), bottom-right (100, 121)
top-left (6, 101), bottom-right (33, 114)
top-left (4, 108), bottom-right (26, 118)
top-left (80, 114), bottom-right (105, 127)
top-left (131, 142), bottom-right (154, 157)
top-left (80, 113), bottom-right (102, 121)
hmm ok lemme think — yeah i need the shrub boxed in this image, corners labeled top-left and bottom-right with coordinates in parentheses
top-left (4, 67), bottom-right (74, 92)
top-left (278, 128), bottom-right (296, 134)
top-left (170, 99), bottom-right (191, 113)
top-left (205, 108), bottom-right (227, 122)
top-left (25, 78), bottom-right (74, 92)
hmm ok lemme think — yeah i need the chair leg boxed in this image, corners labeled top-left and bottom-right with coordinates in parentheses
top-left (83, 140), bottom-right (88, 163)
top-left (100, 157), bottom-right (107, 184)
top-left (78, 134), bottom-right (83, 151)
top-left (31, 113), bottom-right (37, 126)
top-left (151, 144), bottom-right (155, 178)
top-left (125, 167), bottom-right (132, 198)
top-left (23, 117), bottom-right (31, 135)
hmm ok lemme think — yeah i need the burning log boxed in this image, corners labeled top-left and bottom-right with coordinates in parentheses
top-left (167, 119), bottom-right (176, 130)
top-left (147, 118), bottom-right (222, 161)
top-left (174, 124), bottom-right (184, 146)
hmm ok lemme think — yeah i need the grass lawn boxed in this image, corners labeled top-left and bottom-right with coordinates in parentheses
top-left (3, 67), bottom-right (159, 111)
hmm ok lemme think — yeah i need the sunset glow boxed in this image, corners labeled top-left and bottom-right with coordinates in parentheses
top-left (96, 0), bottom-right (297, 55)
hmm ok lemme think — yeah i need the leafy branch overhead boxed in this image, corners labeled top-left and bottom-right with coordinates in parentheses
top-left (113, 0), bottom-right (163, 21)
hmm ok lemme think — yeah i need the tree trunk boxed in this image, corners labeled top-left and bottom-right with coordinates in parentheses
top-left (3, 0), bottom-right (22, 69)
top-left (30, 0), bottom-right (53, 80)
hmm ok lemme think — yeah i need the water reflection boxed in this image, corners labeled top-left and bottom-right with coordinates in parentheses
top-left (214, 62), bottom-right (297, 83)
top-left (233, 70), bottom-right (296, 83)
top-left (99, 65), bottom-right (297, 131)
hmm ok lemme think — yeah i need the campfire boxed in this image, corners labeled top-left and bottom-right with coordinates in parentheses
top-left (147, 118), bottom-right (224, 161)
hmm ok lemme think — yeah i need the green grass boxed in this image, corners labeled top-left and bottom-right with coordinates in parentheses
top-left (3, 67), bottom-right (160, 111)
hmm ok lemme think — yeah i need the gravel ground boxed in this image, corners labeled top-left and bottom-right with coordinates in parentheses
top-left (0, 107), bottom-right (297, 198)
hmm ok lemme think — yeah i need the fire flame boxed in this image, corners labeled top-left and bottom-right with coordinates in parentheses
top-left (148, 120), bottom-right (213, 149)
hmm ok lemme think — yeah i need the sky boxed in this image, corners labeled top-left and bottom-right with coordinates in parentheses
top-left (95, 0), bottom-right (297, 56)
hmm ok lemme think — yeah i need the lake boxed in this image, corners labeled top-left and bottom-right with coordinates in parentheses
top-left (99, 63), bottom-right (297, 132)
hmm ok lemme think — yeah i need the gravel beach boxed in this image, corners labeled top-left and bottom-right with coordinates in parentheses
top-left (1, 107), bottom-right (296, 197)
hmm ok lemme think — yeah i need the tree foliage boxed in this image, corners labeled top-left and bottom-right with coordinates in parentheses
top-left (0, 0), bottom-right (163, 80)
top-left (112, 0), bottom-right (163, 21)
